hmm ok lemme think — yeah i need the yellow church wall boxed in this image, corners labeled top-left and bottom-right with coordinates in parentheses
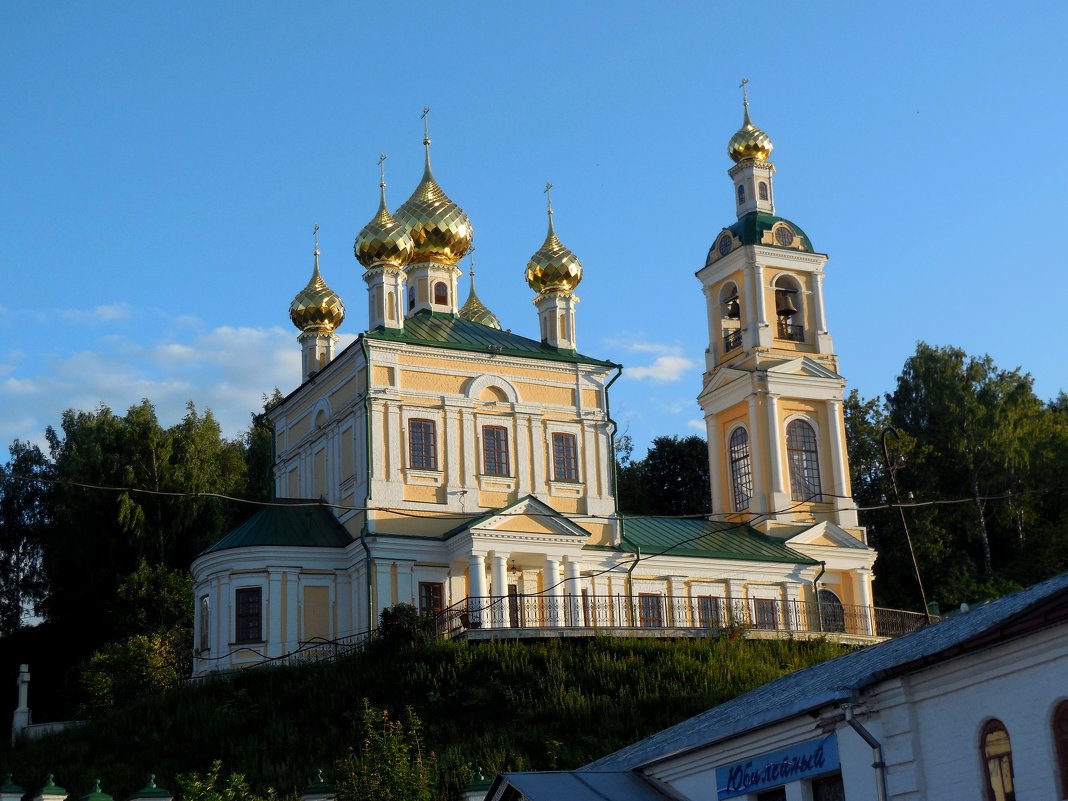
top-left (399, 370), bottom-right (467, 395)
top-left (340, 434), bottom-right (354, 482)
top-left (313, 449), bottom-right (326, 499)
top-left (580, 389), bottom-right (602, 410)
top-left (394, 354), bottom-right (576, 385)
top-left (372, 365), bottom-right (394, 387)
top-left (515, 382), bottom-right (574, 407)
top-left (497, 515), bottom-right (560, 535)
top-left (584, 522), bottom-right (614, 547)
top-left (546, 494), bottom-right (581, 514)
top-left (288, 414), bottom-right (311, 442)
top-left (329, 381), bottom-right (357, 409)
top-left (303, 585), bottom-right (330, 641)
top-left (479, 488), bottom-right (515, 510)
top-left (403, 483), bottom-right (446, 504)
top-left (370, 510), bottom-right (451, 538)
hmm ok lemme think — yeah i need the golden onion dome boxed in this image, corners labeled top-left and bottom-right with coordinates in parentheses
top-left (525, 189), bottom-right (582, 294)
top-left (355, 170), bottom-right (414, 269)
top-left (458, 259), bottom-right (501, 329)
top-left (393, 138), bottom-right (473, 266)
top-left (290, 244), bottom-right (345, 332)
top-left (727, 95), bottom-right (773, 164)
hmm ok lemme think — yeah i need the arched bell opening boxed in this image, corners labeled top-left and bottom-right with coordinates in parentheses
top-left (719, 281), bottom-right (742, 353)
top-left (773, 274), bottom-right (804, 342)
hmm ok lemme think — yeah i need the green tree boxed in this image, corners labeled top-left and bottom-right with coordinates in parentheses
top-left (334, 701), bottom-right (435, 801)
top-left (0, 440), bottom-right (54, 634)
top-left (617, 435), bottom-right (711, 516)
top-left (176, 761), bottom-right (276, 801)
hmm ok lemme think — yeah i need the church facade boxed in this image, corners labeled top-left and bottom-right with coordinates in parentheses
top-left (191, 96), bottom-right (885, 675)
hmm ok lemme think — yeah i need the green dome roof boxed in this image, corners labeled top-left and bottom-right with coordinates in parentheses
top-left (705, 212), bottom-right (814, 267)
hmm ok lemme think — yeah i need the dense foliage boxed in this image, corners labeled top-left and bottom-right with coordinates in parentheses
top-left (0, 636), bottom-right (848, 801)
top-left (616, 434), bottom-right (711, 516)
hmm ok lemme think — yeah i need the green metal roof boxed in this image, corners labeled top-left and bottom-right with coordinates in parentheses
top-left (706, 212), bottom-right (816, 267)
top-left (365, 310), bottom-right (617, 367)
top-left (199, 500), bottom-right (352, 555)
top-left (619, 517), bottom-right (817, 564)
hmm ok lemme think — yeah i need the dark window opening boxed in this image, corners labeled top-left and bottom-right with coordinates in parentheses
top-left (235, 587), bottom-right (262, 644)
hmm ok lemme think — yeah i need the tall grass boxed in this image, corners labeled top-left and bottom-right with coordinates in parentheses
top-left (0, 636), bottom-right (847, 801)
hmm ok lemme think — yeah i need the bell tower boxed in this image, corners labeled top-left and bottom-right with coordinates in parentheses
top-left (697, 82), bottom-right (858, 538)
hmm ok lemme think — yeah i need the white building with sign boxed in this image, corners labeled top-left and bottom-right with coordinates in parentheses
top-left (486, 571), bottom-right (1068, 801)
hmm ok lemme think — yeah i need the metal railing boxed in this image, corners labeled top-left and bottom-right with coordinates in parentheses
top-left (724, 328), bottom-right (743, 352)
top-left (776, 320), bottom-right (805, 342)
top-left (435, 594), bottom-right (929, 640)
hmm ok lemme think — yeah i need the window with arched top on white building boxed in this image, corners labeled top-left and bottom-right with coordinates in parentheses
top-left (980, 719), bottom-right (1016, 801)
top-left (773, 274), bottom-right (804, 342)
top-left (786, 419), bottom-right (822, 502)
top-left (728, 426), bottom-right (752, 510)
top-left (434, 281), bottom-right (448, 305)
top-left (719, 282), bottom-right (742, 353)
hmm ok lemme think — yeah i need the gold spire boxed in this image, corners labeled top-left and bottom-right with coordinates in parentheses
top-left (525, 182), bottom-right (583, 294)
top-left (458, 249), bottom-right (501, 329)
top-left (355, 153), bottom-right (415, 269)
top-left (291, 224), bottom-right (345, 332)
top-left (728, 77), bottom-right (774, 164)
top-left (393, 106), bottom-right (473, 266)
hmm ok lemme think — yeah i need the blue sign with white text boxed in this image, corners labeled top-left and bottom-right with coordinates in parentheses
top-left (715, 734), bottom-right (839, 799)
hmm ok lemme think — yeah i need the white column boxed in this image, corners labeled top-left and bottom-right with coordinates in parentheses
top-left (387, 404), bottom-right (402, 482)
top-left (706, 413), bottom-right (722, 514)
top-left (516, 415), bottom-right (532, 497)
top-left (754, 263), bottom-right (772, 348)
top-left (813, 271), bottom-right (828, 333)
top-left (491, 554), bottom-right (509, 628)
top-left (564, 559), bottom-right (583, 627)
top-left (531, 416), bottom-right (547, 493)
top-left (853, 567), bottom-right (874, 636)
top-left (545, 557), bottom-right (562, 626)
top-left (468, 554), bottom-right (487, 626)
top-left (268, 569), bottom-right (284, 657)
top-left (746, 395), bottom-right (767, 515)
top-left (766, 393), bottom-right (789, 518)
top-left (212, 576), bottom-right (226, 663)
top-left (445, 405), bottom-right (462, 493)
top-left (285, 570), bottom-right (299, 651)
top-left (827, 399), bottom-right (858, 527)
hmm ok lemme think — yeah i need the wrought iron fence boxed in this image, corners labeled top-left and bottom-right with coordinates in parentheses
top-left (724, 329), bottom-right (743, 352)
top-left (435, 594), bottom-right (929, 640)
top-left (776, 320), bottom-right (805, 342)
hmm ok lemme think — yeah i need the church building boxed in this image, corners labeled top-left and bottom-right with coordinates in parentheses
top-left (191, 93), bottom-right (888, 675)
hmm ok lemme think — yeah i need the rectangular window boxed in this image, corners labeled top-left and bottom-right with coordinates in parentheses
top-left (754, 598), bottom-right (778, 631)
top-left (198, 595), bottom-right (210, 653)
top-left (408, 419), bottom-right (437, 470)
top-left (638, 593), bottom-right (664, 627)
top-left (235, 587), bottom-right (262, 643)
top-left (482, 425), bottom-right (510, 476)
top-left (697, 595), bottom-right (721, 628)
top-left (551, 432), bottom-right (579, 482)
top-left (418, 582), bottom-right (444, 616)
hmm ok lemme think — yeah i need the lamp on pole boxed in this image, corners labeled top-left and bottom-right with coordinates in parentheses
top-left (882, 427), bottom-right (932, 624)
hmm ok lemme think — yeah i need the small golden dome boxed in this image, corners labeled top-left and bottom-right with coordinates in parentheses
top-left (290, 245), bottom-right (345, 332)
top-left (355, 172), bottom-right (414, 269)
top-left (459, 260), bottom-right (501, 329)
top-left (525, 190), bottom-right (582, 294)
top-left (728, 99), bottom-right (773, 164)
top-left (393, 140), bottom-right (473, 266)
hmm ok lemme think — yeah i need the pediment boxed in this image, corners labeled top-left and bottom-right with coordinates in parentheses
top-left (766, 356), bottom-right (842, 380)
top-left (468, 495), bottom-right (590, 540)
top-left (699, 366), bottom-right (749, 397)
top-left (787, 520), bottom-right (869, 550)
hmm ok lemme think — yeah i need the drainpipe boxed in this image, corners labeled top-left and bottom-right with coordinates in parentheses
top-left (359, 335), bottom-right (375, 632)
top-left (813, 561), bottom-right (826, 633)
top-left (844, 703), bottom-right (888, 801)
top-left (626, 546), bottom-right (641, 626)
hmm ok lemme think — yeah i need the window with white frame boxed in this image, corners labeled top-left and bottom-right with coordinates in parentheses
top-left (551, 432), bottom-right (579, 482)
top-left (786, 419), bottom-right (822, 501)
top-left (482, 425), bottom-right (510, 476)
top-left (408, 418), bottom-right (438, 470)
top-left (728, 426), bottom-right (753, 510)
top-left (234, 586), bottom-right (262, 644)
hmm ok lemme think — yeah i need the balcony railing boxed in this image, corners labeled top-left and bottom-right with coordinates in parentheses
top-left (723, 329), bottom-right (743, 352)
top-left (435, 594), bottom-right (929, 641)
top-left (776, 320), bottom-right (804, 342)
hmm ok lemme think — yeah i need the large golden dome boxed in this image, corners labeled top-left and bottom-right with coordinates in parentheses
top-left (393, 142), bottom-right (473, 266)
top-left (525, 200), bottom-right (582, 294)
top-left (290, 247), bottom-right (345, 332)
top-left (459, 261), bottom-right (501, 329)
top-left (355, 177), bottom-right (414, 269)
top-left (727, 103), bottom-right (773, 164)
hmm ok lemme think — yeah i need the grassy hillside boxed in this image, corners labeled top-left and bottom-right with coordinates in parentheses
top-left (1, 635), bottom-right (849, 800)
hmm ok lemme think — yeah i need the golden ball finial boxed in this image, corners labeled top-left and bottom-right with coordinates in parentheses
top-left (355, 156), bottom-right (415, 269)
top-left (290, 235), bottom-right (345, 332)
top-left (728, 79), bottom-right (773, 163)
top-left (525, 184), bottom-right (582, 294)
top-left (393, 120), bottom-right (473, 266)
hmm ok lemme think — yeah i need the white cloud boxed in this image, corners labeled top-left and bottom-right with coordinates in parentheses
top-left (687, 419), bottom-right (705, 432)
top-left (54, 303), bottom-right (132, 324)
top-left (626, 355), bottom-right (694, 382)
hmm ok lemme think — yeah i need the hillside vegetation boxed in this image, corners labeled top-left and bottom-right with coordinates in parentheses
top-left (2, 635), bottom-right (848, 800)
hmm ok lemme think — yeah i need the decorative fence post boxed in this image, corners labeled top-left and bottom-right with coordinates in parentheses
top-left (34, 775), bottom-right (67, 801)
top-left (1, 775), bottom-right (24, 801)
top-left (128, 776), bottom-right (172, 801)
top-left (300, 770), bottom-right (334, 801)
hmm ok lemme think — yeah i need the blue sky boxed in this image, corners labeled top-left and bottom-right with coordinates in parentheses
top-left (2, 1), bottom-right (1065, 457)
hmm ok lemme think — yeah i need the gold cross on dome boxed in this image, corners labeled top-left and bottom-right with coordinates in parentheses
top-left (544, 181), bottom-right (554, 215)
top-left (739, 77), bottom-right (750, 108)
top-left (421, 106), bottom-right (431, 142)
top-left (378, 152), bottom-right (387, 185)
top-left (313, 223), bottom-right (319, 254)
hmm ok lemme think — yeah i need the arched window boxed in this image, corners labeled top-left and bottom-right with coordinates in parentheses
top-left (773, 274), bottom-right (804, 342)
top-left (817, 588), bottom-right (845, 632)
top-left (759, 181), bottom-right (769, 201)
top-left (737, 184), bottom-right (745, 205)
top-left (719, 282), bottom-right (742, 352)
top-left (434, 281), bottom-right (448, 305)
top-left (981, 719), bottom-right (1016, 801)
top-left (1054, 701), bottom-right (1068, 798)
top-left (407, 286), bottom-right (416, 311)
top-left (786, 420), bottom-right (822, 501)
top-left (728, 427), bottom-right (752, 511)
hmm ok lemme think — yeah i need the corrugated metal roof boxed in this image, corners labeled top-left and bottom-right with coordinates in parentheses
top-left (365, 311), bottom-right (617, 367)
top-left (620, 517), bottom-right (817, 564)
top-left (584, 571), bottom-right (1068, 772)
top-left (199, 500), bottom-right (352, 555)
